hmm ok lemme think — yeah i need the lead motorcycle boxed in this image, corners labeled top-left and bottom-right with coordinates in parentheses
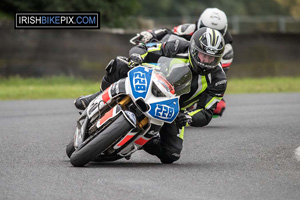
top-left (66, 57), bottom-right (192, 167)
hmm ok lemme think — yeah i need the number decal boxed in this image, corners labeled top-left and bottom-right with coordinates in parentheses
top-left (133, 72), bottom-right (147, 93)
top-left (129, 66), bottom-right (152, 99)
top-left (155, 105), bottom-right (175, 119)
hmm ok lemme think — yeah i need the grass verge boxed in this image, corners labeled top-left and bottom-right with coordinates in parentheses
top-left (0, 76), bottom-right (300, 100)
top-left (226, 77), bottom-right (300, 94)
top-left (0, 76), bottom-right (100, 100)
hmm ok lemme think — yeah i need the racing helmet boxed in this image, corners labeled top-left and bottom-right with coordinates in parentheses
top-left (188, 27), bottom-right (225, 75)
top-left (197, 8), bottom-right (228, 36)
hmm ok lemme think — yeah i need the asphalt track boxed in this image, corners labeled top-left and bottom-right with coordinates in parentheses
top-left (1, 93), bottom-right (300, 200)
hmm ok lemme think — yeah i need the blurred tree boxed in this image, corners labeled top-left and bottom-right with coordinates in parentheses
top-left (137, 0), bottom-right (291, 17)
top-left (0, 0), bottom-right (141, 27)
top-left (275, 0), bottom-right (300, 17)
top-left (0, 0), bottom-right (294, 27)
top-left (236, 0), bottom-right (289, 16)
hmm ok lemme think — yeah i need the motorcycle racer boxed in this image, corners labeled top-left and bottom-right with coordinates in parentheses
top-left (127, 28), bottom-right (226, 163)
top-left (135, 8), bottom-right (233, 72)
top-left (74, 28), bottom-right (226, 164)
top-left (133, 8), bottom-right (233, 117)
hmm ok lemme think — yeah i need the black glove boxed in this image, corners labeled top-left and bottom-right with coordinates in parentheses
top-left (176, 112), bottom-right (193, 129)
top-left (128, 53), bottom-right (143, 68)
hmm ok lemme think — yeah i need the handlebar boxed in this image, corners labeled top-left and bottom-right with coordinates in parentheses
top-left (129, 34), bottom-right (143, 45)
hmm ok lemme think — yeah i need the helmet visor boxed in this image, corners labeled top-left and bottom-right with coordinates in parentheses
top-left (199, 21), bottom-right (226, 36)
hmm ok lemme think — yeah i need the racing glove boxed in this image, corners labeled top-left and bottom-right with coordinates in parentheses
top-left (140, 31), bottom-right (154, 43)
top-left (176, 112), bottom-right (193, 129)
top-left (139, 29), bottom-right (169, 43)
top-left (128, 53), bottom-right (143, 68)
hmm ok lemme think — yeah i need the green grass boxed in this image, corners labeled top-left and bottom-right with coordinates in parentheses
top-left (0, 76), bottom-right (300, 100)
top-left (0, 76), bottom-right (100, 100)
top-left (226, 77), bottom-right (300, 94)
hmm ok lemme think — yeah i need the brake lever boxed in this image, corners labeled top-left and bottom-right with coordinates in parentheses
top-left (129, 33), bottom-right (143, 45)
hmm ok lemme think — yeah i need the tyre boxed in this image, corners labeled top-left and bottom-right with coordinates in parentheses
top-left (66, 139), bottom-right (75, 158)
top-left (70, 113), bottom-right (134, 167)
top-left (93, 153), bottom-right (123, 162)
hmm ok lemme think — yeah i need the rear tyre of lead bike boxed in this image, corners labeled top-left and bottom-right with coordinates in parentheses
top-left (70, 113), bottom-right (134, 167)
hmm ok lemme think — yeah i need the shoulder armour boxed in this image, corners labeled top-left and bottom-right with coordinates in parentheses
top-left (173, 24), bottom-right (196, 36)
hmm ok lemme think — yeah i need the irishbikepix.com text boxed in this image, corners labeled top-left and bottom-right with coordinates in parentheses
top-left (15, 12), bottom-right (100, 29)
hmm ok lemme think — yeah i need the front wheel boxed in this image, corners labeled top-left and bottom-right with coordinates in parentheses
top-left (70, 113), bottom-right (134, 167)
top-left (66, 139), bottom-right (75, 158)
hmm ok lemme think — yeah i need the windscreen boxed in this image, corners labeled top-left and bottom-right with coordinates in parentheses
top-left (154, 57), bottom-right (192, 96)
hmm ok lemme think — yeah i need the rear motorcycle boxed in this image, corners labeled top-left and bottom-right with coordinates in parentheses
top-left (66, 57), bottom-right (192, 167)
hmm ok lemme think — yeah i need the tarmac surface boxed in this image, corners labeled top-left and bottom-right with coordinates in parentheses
top-left (1, 93), bottom-right (300, 200)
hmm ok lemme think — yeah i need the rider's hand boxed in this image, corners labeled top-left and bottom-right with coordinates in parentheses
top-left (140, 31), bottom-right (154, 43)
top-left (128, 53), bottom-right (143, 68)
top-left (176, 112), bottom-right (193, 129)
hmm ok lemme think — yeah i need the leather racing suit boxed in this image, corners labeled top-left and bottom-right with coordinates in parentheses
top-left (138, 23), bottom-right (234, 73)
top-left (125, 39), bottom-right (227, 163)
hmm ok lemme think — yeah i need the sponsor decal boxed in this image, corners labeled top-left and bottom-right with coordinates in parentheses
top-left (124, 111), bottom-right (136, 124)
top-left (204, 46), bottom-right (218, 54)
top-left (215, 80), bottom-right (227, 86)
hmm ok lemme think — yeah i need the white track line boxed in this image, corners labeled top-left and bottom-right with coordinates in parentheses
top-left (295, 146), bottom-right (300, 161)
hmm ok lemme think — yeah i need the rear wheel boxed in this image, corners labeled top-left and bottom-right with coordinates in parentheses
top-left (70, 113), bottom-right (134, 167)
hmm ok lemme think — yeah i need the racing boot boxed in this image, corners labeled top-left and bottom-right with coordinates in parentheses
top-left (142, 136), bottom-right (179, 164)
top-left (213, 99), bottom-right (226, 118)
top-left (74, 91), bottom-right (101, 110)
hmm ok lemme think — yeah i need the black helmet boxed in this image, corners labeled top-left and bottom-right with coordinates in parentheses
top-left (188, 27), bottom-right (225, 75)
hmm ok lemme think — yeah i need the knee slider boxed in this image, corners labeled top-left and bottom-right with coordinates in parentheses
top-left (101, 76), bottom-right (112, 91)
top-left (160, 148), bottom-right (181, 164)
top-left (105, 59), bottom-right (115, 75)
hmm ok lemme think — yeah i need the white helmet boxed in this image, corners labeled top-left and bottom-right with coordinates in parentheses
top-left (197, 8), bottom-right (228, 36)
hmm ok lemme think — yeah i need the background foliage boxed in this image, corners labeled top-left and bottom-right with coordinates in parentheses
top-left (0, 0), bottom-right (298, 27)
top-left (137, 0), bottom-right (289, 18)
top-left (0, 0), bottom-right (140, 27)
